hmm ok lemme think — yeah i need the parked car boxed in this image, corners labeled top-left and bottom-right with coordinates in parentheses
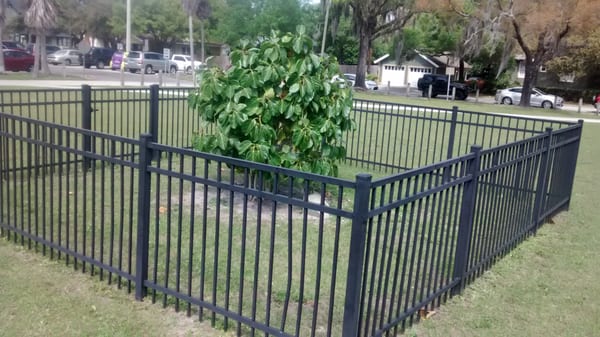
top-left (495, 87), bottom-right (564, 109)
top-left (2, 40), bottom-right (26, 51)
top-left (465, 76), bottom-right (485, 91)
top-left (83, 47), bottom-right (115, 69)
top-left (25, 44), bottom-right (61, 55)
top-left (47, 49), bottom-right (82, 65)
top-left (168, 54), bottom-right (205, 73)
top-left (124, 51), bottom-right (169, 74)
top-left (2, 49), bottom-right (34, 72)
top-left (343, 73), bottom-right (379, 90)
top-left (417, 74), bottom-right (469, 100)
top-left (110, 51), bottom-right (125, 70)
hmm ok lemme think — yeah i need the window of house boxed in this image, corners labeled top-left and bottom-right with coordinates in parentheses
top-left (559, 73), bottom-right (575, 83)
top-left (517, 62), bottom-right (526, 79)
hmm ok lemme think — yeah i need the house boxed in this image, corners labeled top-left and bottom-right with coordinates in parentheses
top-left (375, 52), bottom-right (471, 88)
top-left (513, 54), bottom-right (597, 91)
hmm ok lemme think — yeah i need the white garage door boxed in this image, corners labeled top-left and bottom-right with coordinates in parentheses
top-left (407, 67), bottom-right (433, 88)
top-left (380, 64), bottom-right (406, 87)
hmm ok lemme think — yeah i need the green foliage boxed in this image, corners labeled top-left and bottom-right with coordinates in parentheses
top-left (327, 33), bottom-right (359, 64)
top-left (189, 26), bottom-right (355, 176)
top-left (131, 0), bottom-right (188, 50)
top-left (209, 0), bottom-right (315, 46)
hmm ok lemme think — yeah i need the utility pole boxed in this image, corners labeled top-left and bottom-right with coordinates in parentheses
top-left (126, 0), bottom-right (131, 52)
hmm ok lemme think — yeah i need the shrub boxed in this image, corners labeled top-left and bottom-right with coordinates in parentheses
top-left (188, 26), bottom-right (354, 177)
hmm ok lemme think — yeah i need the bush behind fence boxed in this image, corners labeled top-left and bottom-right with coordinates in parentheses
top-left (0, 87), bottom-right (582, 337)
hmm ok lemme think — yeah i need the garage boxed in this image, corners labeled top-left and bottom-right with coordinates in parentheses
top-left (376, 52), bottom-right (439, 88)
top-left (380, 64), bottom-right (406, 87)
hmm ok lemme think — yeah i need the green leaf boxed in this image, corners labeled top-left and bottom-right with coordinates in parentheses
top-left (289, 83), bottom-right (300, 94)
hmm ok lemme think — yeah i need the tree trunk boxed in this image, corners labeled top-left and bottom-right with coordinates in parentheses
top-left (40, 34), bottom-right (50, 75)
top-left (32, 35), bottom-right (40, 78)
top-left (355, 23), bottom-right (371, 89)
top-left (520, 57), bottom-right (540, 107)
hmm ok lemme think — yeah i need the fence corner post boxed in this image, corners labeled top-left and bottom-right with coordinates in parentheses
top-left (81, 84), bottom-right (92, 171)
top-left (149, 84), bottom-right (160, 160)
top-left (135, 133), bottom-right (153, 300)
top-left (342, 173), bottom-right (372, 337)
top-left (451, 145), bottom-right (481, 296)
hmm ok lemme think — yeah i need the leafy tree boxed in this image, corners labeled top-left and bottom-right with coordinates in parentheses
top-left (209, 0), bottom-right (312, 46)
top-left (132, 0), bottom-right (188, 51)
top-left (331, 0), bottom-right (426, 89)
top-left (494, 0), bottom-right (600, 107)
top-left (188, 26), bottom-right (354, 177)
top-left (55, 0), bottom-right (114, 47)
top-left (325, 16), bottom-right (359, 64)
top-left (546, 29), bottom-right (600, 79)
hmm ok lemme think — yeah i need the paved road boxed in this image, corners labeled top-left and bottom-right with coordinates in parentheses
top-left (0, 64), bottom-right (195, 87)
top-left (1, 71), bottom-right (598, 123)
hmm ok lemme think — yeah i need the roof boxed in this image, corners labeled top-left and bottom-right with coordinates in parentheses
top-left (430, 54), bottom-right (472, 69)
top-left (375, 52), bottom-right (439, 68)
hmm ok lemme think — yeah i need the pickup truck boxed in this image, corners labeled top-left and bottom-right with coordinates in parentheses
top-left (168, 54), bottom-right (205, 74)
top-left (417, 74), bottom-right (469, 100)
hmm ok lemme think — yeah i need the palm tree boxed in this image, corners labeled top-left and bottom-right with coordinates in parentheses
top-left (0, 0), bottom-right (7, 72)
top-left (181, 0), bottom-right (211, 85)
top-left (24, 0), bottom-right (58, 77)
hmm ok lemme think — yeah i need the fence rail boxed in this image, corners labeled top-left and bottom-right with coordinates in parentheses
top-left (0, 88), bottom-right (583, 337)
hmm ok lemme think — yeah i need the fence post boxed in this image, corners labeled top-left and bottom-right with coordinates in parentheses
top-left (0, 114), bottom-right (6, 180)
top-left (149, 84), bottom-right (160, 160)
top-left (446, 106), bottom-right (458, 160)
top-left (451, 145), bottom-right (481, 296)
top-left (135, 133), bottom-right (153, 300)
top-left (532, 128), bottom-right (553, 233)
top-left (443, 106), bottom-right (459, 183)
top-left (342, 173), bottom-right (372, 337)
top-left (81, 84), bottom-right (92, 171)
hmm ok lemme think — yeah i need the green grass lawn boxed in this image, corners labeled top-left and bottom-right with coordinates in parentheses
top-left (407, 122), bottom-right (600, 337)
top-left (1, 91), bottom-right (598, 336)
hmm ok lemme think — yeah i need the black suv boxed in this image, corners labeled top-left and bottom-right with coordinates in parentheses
top-left (83, 47), bottom-right (115, 69)
top-left (417, 74), bottom-right (469, 100)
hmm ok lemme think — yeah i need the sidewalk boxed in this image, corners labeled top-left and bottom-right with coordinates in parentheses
top-left (0, 79), bottom-right (194, 88)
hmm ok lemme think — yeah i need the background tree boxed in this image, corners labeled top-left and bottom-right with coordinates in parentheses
top-left (132, 0), bottom-right (187, 51)
top-left (209, 0), bottom-right (312, 46)
top-left (346, 0), bottom-right (426, 89)
top-left (496, 0), bottom-right (600, 107)
top-left (546, 29), bottom-right (600, 86)
top-left (24, 0), bottom-right (58, 77)
top-left (55, 0), bottom-right (113, 47)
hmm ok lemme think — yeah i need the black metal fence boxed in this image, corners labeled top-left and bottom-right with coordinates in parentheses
top-left (0, 87), bottom-right (582, 337)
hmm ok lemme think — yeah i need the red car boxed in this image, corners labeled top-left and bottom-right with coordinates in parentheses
top-left (3, 49), bottom-right (35, 72)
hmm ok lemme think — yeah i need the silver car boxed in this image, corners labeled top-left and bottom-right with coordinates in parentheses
top-left (495, 87), bottom-right (563, 109)
top-left (343, 73), bottom-right (379, 90)
top-left (124, 51), bottom-right (169, 74)
top-left (47, 49), bottom-right (82, 66)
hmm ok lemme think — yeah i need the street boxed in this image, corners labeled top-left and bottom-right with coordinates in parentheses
top-left (5, 64), bottom-right (196, 87)
top-left (1, 66), bottom-right (599, 122)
